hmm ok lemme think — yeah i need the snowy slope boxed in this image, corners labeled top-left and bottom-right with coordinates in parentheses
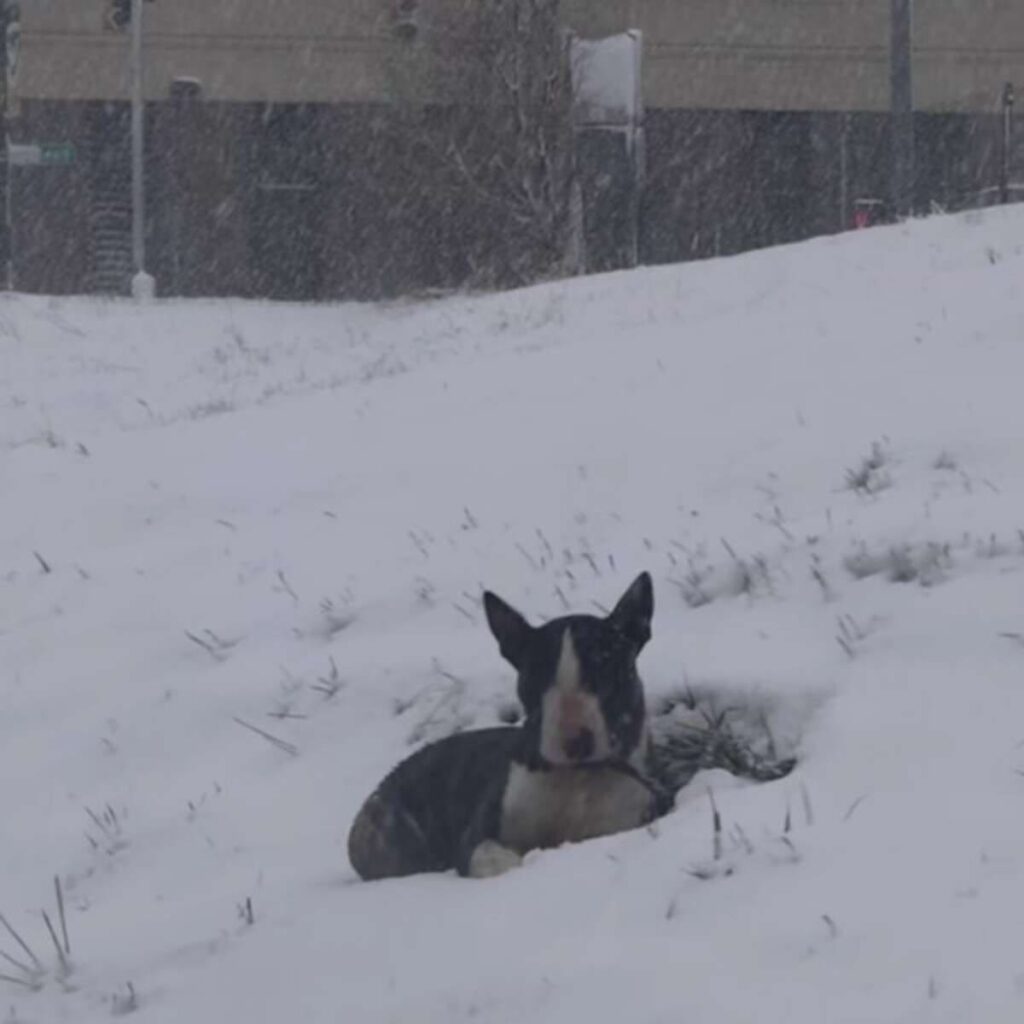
top-left (3, 208), bottom-right (1024, 1023)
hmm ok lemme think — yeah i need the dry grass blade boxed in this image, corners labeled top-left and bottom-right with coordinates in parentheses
top-left (185, 630), bottom-right (224, 659)
top-left (0, 949), bottom-right (33, 976)
top-left (708, 788), bottom-right (722, 861)
top-left (232, 717), bottom-right (299, 757)
top-left (843, 793), bottom-right (869, 822)
top-left (0, 911), bottom-right (41, 970)
top-left (54, 876), bottom-right (70, 956)
top-left (85, 806), bottom-right (113, 838)
top-left (800, 782), bottom-right (815, 826)
top-left (41, 910), bottom-right (69, 973)
top-left (0, 971), bottom-right (37, 989)
top-left (312, 656), bottom-right (343, 698)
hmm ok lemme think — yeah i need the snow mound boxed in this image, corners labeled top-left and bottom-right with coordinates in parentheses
top-left (4, 207), bottom-right (1024, 1022)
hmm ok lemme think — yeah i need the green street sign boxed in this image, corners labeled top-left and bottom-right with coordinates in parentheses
top-left (40, 142), bottom-right (75, 166)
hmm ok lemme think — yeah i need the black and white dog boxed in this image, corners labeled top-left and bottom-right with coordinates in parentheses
top-left (348, 572), bottom-right (673, 880)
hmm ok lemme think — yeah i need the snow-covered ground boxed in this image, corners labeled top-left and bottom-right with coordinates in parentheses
top-left (3, 208), bottom-right (1024, 1023)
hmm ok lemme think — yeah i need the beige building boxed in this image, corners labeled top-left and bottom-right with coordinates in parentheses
top-left (20, 0), bottom-right (1024, 112)
top-left (11, 1), bottom-right (1024, 297)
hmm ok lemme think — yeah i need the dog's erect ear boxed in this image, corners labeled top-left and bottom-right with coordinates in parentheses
top-left (483, 591), bottom-right (533, 669)
top-left (607, 572), bottom-right (654, 648)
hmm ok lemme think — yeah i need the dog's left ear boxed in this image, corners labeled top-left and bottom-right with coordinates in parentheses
top-left (607, 572), bottom-right (654, 648)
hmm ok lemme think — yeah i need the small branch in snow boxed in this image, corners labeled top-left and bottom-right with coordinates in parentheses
top-left (821, 914), bottom-right (839, 940)
top-left (33, 550), bottom-right (52, 574)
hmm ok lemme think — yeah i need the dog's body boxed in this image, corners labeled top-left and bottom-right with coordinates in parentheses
top-left (348, 573), bottom-right (672, 880)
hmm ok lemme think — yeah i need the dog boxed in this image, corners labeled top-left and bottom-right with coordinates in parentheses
top-left (347, 572), bottom-right (673, 880)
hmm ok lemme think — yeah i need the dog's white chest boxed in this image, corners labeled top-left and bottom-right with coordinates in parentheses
top-left (499, 762), bottom-right (653, 853)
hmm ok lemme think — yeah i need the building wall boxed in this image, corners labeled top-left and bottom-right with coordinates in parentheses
top-left (18, 0), bottom-right (1024, 113)
top-left (564, 0), bottom-right (1024, 114)
top-left (18, 0), bottom-right (395, 104)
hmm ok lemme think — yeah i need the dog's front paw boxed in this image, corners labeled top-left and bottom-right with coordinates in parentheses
top-left (468, 840), bottom-right (524, 879)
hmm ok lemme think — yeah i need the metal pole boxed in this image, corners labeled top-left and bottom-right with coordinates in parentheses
top-left (839, 113), bottom-right (850, 230)
top-left (1001, 82), bottom-right (1015, 205)
top-left (130, 0), bottom-right (153, 297)
top-left (890, 0), bottom-right (914, 219)
top-left (0, 0), bottom-right (11, 291)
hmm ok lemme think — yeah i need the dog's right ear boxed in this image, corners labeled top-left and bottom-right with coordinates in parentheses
top-left (483, 591), bottom-right (533, 669)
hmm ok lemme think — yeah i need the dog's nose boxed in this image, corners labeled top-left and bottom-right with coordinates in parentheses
top-left (564, 728), bottom-right (595, 762)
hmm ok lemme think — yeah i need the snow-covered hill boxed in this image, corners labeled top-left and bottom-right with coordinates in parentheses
top-left (4, 208), bottom-right (1024, 1023)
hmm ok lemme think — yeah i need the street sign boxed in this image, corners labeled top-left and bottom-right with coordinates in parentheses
top-left (40, 142), bottom-right (74, 165)
top-left (8, 141), bottom-right (75, 166)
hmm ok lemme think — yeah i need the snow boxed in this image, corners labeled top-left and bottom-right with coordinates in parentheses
top-left (4, 207), bottom-right (1024, 1022)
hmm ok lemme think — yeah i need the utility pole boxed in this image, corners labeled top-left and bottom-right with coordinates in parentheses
top-left (130, 0), bottom-right (154, 298)
top-left (890, 0), bottom-right (914, 219)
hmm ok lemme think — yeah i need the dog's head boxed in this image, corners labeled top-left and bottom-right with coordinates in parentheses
top-left (483, 573), bottom-right (653, 768)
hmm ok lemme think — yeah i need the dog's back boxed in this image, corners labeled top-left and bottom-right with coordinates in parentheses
top-left (348, 727), bottom-right (520, 880)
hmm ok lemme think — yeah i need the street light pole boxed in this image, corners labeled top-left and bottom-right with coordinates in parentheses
top-left (130, 0), bottom-right (154, 298)
top-left (890, 0), bottom-right (914, 219)
top-left (0, 0), bottom-right (17, 291)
